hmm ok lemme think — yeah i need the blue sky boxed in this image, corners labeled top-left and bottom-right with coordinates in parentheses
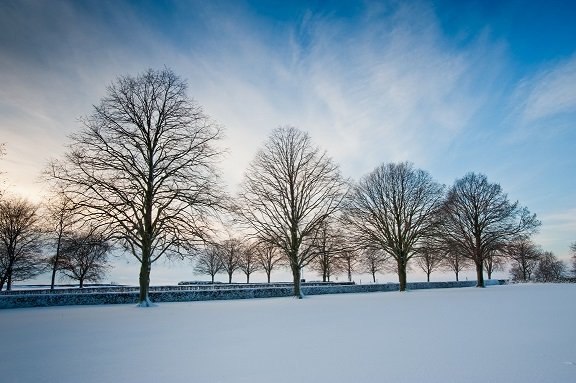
top-left (1, 0), bottom-right (575, 284)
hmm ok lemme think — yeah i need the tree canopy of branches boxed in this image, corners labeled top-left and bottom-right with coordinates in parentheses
top-left (0, 197), bottom-right (45, 290)
top-left (47, 68), bottom-right (224, 306)
top-left (60, 230), bottom-right (111, 288)
top-left (533, 252), bottom-right (566, 282)
top-left (237, 127), bottom-right (347, 298)
top-left (505, 239), bottom-right (541, 282)
top-left (440, 173), bottom-right (540, 287)
top-left (254, 242), bottom-right (284, 283)
top-left (441, 248), bottom-right (471, 282)
top-left (194, 244), bottom-right (224, 283)
top-left (338, 240), bottom-right (360, 282)
top-left (342, 162), bottom-right (444, 291)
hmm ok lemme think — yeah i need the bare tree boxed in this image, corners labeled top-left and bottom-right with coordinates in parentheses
top-left (533, 251), bottom-right (566, 282)
top-left (42, 190), bottom-right (81, 290)
top-left (60, 230), bottom-right (111, 288)
top-left (441, 248), bottom-right (471, 282)
top-left (254, 242), bottom-right (284, 283)
top-left (414, 245), bottom-right (444, 282)
top-left (237, 127), bottom-right (347, 298)
top-left (360, 248), bottom-right (388, 283)
top-left (342, 162), bottom-right (444, 291)
top-left (309, 220), bottom-right (343, 282)
top-left (193, 244), bottom-right (224, 283)
top-left (0, 197), bottom-right (45, 290)
top-left (483, 250), bottom-right (506, 280)
top-left (238, 242), bottom-right (261, 283)
top-left (46, 68), bottom-right (224, 306)
top-left (338, 243), bottom-right (360, 283)
top-left (440, 173), bottom-right (540, 287)
top-left (504, 239), bottom-right (541, 282)
top-left (218, 238), bottom-right (243, 284)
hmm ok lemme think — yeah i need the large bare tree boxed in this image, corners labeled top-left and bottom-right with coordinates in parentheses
top-left (342, 162), bottom-right (444, 291)
top-left (0, 197), bottom-right (45, 290)
top-left (440, 172), bottom-right (540, 287)
top-left (237, 127), bottom-right (347, 298)
top-left (414, 244), bottom-right (444, 282)
top-left (47, 68), bottom-right (224, 306)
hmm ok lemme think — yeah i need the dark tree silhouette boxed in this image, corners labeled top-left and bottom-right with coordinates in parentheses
top-left (440, 173), bottom-right (540, 287)
top-left (237, 127), bottom-right (347, 298)
top-left (43, 190), bottom-right (80, 290)
top-left (0, 197), bottom-right (45, 290)
top-left (47, 68), bottom-right (224, 306)
top-left (483, 249), bottom-right (506, 280)
top-left (342, 162), bottom-right (444, 291)
top-left (193, 244), bottom-right (224, 283)
top-left (533, 252), bottom-right (566, 282)
top-left (60, 230), bottom-right (111, 288)
top-left (504, 239), bottom-right (541, 282)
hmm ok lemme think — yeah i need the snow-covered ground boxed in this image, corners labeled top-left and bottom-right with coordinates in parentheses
top-left (1, 283), bottom-right (575, 383)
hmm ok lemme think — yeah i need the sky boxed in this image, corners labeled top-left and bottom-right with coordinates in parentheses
top-left (0, 0), bottom-right (575, 285)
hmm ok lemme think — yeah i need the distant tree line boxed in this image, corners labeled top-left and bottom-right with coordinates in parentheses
top-left (0, 68), bottom-right (573, 303)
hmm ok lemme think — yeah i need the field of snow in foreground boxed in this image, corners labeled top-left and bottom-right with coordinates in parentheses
top-left (1, 284), bottom-right (575, 383)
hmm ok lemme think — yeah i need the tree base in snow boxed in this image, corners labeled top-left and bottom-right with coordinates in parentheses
top-left (136, 298), bottom-right (157, 307)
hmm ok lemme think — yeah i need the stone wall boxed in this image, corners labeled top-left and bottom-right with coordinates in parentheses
top-left (0, 280), bottom-right (506, 309)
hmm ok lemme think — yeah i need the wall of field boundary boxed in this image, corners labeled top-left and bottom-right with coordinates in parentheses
top-left (0, 280), bottom-right (506, 309)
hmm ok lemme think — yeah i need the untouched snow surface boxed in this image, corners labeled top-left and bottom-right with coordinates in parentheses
top-left (1, 283), bottom-right (575, 383)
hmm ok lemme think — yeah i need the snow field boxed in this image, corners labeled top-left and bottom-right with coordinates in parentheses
top-left (1, 283), bottom-right (575, 383)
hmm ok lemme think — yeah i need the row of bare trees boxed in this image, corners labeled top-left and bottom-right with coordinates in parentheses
top-left (2, 68), bottom-right (568, 305)
top-left (0, 195), bottom-right (112, 291)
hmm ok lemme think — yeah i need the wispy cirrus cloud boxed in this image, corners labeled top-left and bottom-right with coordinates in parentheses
top-left (517, 55), bottom-right (576, 124)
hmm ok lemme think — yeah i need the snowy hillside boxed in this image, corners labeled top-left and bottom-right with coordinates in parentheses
top-left (1, 283), bottom-right (575, 382)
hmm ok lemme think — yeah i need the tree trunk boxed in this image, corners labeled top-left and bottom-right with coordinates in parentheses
top-left (138, 257), bottom-right (152, 306)
top-left (6, 271), bottom-right (12, 291)
top-left (79, 278), bottom-right (84, 289)
top-left (455, 270), bottom-right (459, 282)
top-left (210, 274), bottom-right (214, 283)
top-left (228, 272), bottom-right (232, 284)
top-left (266, 270), bottom-right (271, 283)
top-left (372, 272), bottom-right (376, 283)
top-left (398, 260), bottom-right (407, 292)
top-left (246, 274), bottom-right (250, 284)
top-left (51, 232), bottom-right (63, 290)
top-left (291, 265), bottom-right (303, 298)
top-left (347, 267), bottom-right (352, 282)
top-left (427, 272), bottom-right (430, 283)
top-left (475, 260), bottom-right (485, 288)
